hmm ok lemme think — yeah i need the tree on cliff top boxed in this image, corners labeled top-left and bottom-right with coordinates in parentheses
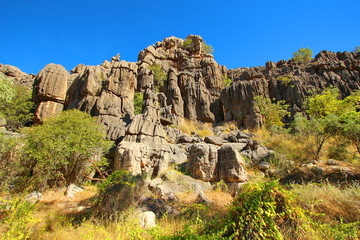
top-left (292, 48), bottom-right (313, 64)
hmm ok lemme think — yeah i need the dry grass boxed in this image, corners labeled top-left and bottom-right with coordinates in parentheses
top-left (223, 121), bottom-right (239, 132)
top-left (291, 183), bottom-right (360, 223)
top-left (177, 119), bottom-right (213, 137)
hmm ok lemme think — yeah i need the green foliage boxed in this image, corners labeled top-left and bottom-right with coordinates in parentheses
top-left (202, 41), bottom-right (214, 54)
top-left (276, 74), bottom-right (293, 86)
top-left (21, 109), bottom-right (111, 190)
top-left (97, 170), bottom-right (136, 194)
top-left (353, 46), bottom-right (360, 53)
top-left (254, 95), bottom-right (289, 129)
top-left (222, 75), bottom-right (232, 88)
top-left (148, 64), bottom-right (167, 92)
top-left (0, 84), bottom-right (35, 131)
top-left (0, 74), bottom-right (15, 104)
top-left (337, 111), bottom-right (360, 153)
top-left (133, 92), bottom-right (144, 115)
top-left (0, 196), bottom-right (39, 240)
top-left (292, 88), bottom-right (360, 159)
top-left (226, 181), bottom-right (315, 240)
top-left (183, 38), bottom-right (192, 49)
top-left (0, 133), bottom-right (22, 190)
top-left (292, 47), bottom-right (313, 64)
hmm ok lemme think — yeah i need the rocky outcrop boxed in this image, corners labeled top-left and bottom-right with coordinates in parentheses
top-left (0, 64), bottom-right (35, 88)
top-left (33, 63), bottom-right (69, 123)
top-left (221, 50), bottom-right (360, 128)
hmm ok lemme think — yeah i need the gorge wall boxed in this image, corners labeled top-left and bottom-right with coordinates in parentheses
top-left (1, 35), bottom-right (359, 182)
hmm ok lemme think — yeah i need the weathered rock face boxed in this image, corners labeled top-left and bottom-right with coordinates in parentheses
top-left (33, 63), bottom-right (69, 123)
top-left (27, 36), bottom-right (359, 183)
top-left (137, 35), bottom-right (227, 123)
top-left (0, 64), bottom-right (35, 88)
top-left (221, 50), bottom-right (360, 128)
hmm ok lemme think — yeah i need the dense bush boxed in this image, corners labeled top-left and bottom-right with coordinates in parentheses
top-left (225, 181), bottom-right (315, 240)
top-left (0, 74), bottom-right (34, 131)
top-left (0, 84), bottom-right (35, 131)
top-left (95, 170), bottom-right (144, 217)
top-left (20, 109), bottom-right (111, 190)
top-left (254, 95), bottom-right (289, 129)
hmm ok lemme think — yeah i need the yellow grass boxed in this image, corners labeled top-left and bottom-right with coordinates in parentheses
top-left (177, 119), bottom-right (213, 137)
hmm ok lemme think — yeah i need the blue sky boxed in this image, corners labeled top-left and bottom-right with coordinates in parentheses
top-left (1, 0), bottom-right (359, 74)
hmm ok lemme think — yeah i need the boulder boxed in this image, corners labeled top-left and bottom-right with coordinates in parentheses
top-left (65, 184), bottom-right (84, 198)
top-left (187, 143), bottom-right (219, 182)
top-left (204, 135), bottom-right (223, 146)
top-left (218, 144), bottom-right (248, 182)
top-left (139, 211), bottom-right (156, 229)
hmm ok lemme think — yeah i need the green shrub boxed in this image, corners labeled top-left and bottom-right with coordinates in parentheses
top-left (353, 46), bottom-right (360, 53)
top-left (95, 170), bottom-right (144, 217)
top-left (276, 75), bottom-right (293, 86)
top-left (21, 109), bottom-right (111, 190)
top-left (183, 38), bottom-right (192, 49)
top-left (0, 74), bottom-right (15, 104)
top-left (148, 64), bottom-right (167, 92)
top-left (0, 84), bottom-right (35, 131)
top-left (134, 92), bottom-right (144, 115)
top-left (202, 41), bottom-right (214, 54)
top-left (0, 196), bottom-right (39, 240)
top-left (222, 75), bottom-right (232, 88)
top-left (292, 48), bottom-right (313, 64)
top-left (254, 95), bottom-right (289, 129)
top-left (225, 181), bottom-right (316, 240)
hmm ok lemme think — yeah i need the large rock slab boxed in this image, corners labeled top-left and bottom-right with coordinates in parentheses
top-left (218, 144), bottom-right (248, 182)
top-left (187, 143), bottom-right (219, 182)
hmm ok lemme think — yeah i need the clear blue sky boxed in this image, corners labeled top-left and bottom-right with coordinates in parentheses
top-left (1, 0), bottom-right (359, 74)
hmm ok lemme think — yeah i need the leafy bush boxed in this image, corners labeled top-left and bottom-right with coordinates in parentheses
top-left (21, 109), bottom-right (111, 190)
top-left (254, 95), bottom-right (289, 129)
top-left (225, 181), bottom-right (316, 240)
top-left (148, 64), bottom-right (167, 92)
top-left (276, 75), bottom-right (293, 86)
top-left (353, 46), bottom-right (360, 53)
top-left (95, 170), bottom-right (144, 217)
top-left (292, 48), bottom-right (313, 64)
top-left (0, 84), bottom-right (35, 131)
top-left (183, 38), bottom-right (192, 49)
top-left (134, 92), bottom-right (144, 115)
top-left (0, 74), bottom-right (15, 104)
top-left (0, 196), bottom-right (39, 240)
top-left (222, 75), bottom-right (232, 88)
top-left (0, 133), bottom-right (22, 191)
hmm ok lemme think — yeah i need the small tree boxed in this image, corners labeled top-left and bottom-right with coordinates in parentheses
top-left (254, 95), bottom-right (289, 129)
top-left (147, 64), bottom-right (167, 92)
top-left (293, 88), bottom-right (360, 160)
top-left (292, 48), bottom-right (313, 64)
top-left (202, 41), bottom-right (214, 54)
top-left (21, 109), bottom-right (111, 190)
top-left (133, 92), bottom-right (144, 115)
top-left (353, 46), bottom-right (360, 53)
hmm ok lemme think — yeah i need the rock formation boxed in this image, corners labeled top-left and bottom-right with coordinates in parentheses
top-left (5, 35), bottom-right (359, 185)
top-left (222, 50), bottom-right (360, 128)
top-left (0, 64), bottom-right (35, 88)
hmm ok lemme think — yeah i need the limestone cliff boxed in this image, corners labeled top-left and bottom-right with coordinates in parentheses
top-left (221, 50), bottom-right (360, 128)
